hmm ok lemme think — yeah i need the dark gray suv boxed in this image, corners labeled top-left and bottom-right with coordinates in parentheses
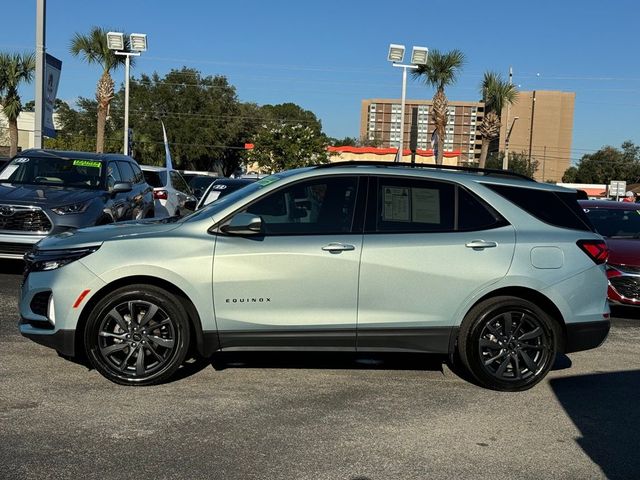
top-left (0, 149), bottom-right (154, 259)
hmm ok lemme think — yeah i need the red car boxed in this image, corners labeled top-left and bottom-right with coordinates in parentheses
top-left (580, 200), bottom-right (640, 305)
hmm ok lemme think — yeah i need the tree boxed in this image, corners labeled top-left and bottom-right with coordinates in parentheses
top-left (23, 98), bottom-right (65, 112)
top-left (248, 122), bottom-right (331, 173)
top-left (486, 151), bottom-right (539, 178)
top-left (412, 49), bottom-right (465, 165)
top-left (565, 141), bottom-right (640, 184)
top-left (260, 103), bottom-right (323, 134)
top-left (125, 68), bottom-right (251, 175)
top-left (0, 52), bottom-right (35, 156)
top-left (562, 166), bottom-right (578, 183)
top-left (70, 26), bottom-right (128, 153)
top-left (477, 71), bottom-right (518, 168)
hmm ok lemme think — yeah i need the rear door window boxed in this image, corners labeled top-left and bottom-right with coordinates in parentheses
top-left (170, 171), bottom-right (191, 194)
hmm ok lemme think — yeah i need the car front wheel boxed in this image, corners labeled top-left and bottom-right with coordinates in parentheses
top-left (84, 285), bottom-right (190, 386)
top-left (458, 296), bottom-right (559, 392)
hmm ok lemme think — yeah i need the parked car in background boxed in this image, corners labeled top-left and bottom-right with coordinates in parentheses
top-left (196, 177), bottom-right (256, 209)
top-left (580, 199), bottom-right (640, 305)
top-left (0, 149), bottom-right (153, 259)
top-left (20, 162), bottom-right (609, 391)
top-left (141, 165), bottom-right (197, 217)
top-left (187, 174), bottom-right (218, 200)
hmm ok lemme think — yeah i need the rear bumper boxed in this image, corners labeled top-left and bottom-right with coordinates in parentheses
top-left (564, 320), bottom-right (610, 353)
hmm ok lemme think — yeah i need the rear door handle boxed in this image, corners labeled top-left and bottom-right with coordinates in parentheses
top-left (465, 240), bottom-right (498, 249)
top-left (322, 243), bottom-right (355, 253)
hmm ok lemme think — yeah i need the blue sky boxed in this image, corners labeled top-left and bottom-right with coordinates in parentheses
top-left (2, 0), bottom-right (639, 164)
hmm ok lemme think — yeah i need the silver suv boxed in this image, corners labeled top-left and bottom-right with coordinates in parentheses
top-left (19, 162), bottom-right (610, 391)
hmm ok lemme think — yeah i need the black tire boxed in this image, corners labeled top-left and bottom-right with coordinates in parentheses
top-left (458, 296), bottom-right (559, 392)
top-left (84, 284), bottom-right (191, 386)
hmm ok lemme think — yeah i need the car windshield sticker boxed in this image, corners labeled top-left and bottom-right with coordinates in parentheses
top-left (256, 176), bottom-right (280, 187)
top-left (205, 190), bottom-right (222, 204)
top-left (212, 184), bottom-right (228, 190)
top-left (383, 187), bottom-right (410, 221)
top-left (0, 164), bottom-right (19, 180)
top-left (412, 188), bottom-right (440, 224)
top-left (14, 157), bottom-right (30, 163)
top-left (73, 159), bottom-right (102, 169)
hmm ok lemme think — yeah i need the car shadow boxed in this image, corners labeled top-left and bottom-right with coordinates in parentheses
top-left (550, 370), bottom-right (640, 479)
top-left (610, 304), bottom-right (640, 320)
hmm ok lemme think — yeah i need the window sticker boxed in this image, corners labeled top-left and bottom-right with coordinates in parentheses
top-left (72, 159), bottom-right (102, 169)
top-left (0, 164), bottom-right (19, 180)
top-left (383, 186), bottom-right (410, 221)
top-left (14, 157), bottom-right (30, 163)
top-left (412, 188), bottom-right (440, 224)
top-left (212, 184), bottom-right (228, 190)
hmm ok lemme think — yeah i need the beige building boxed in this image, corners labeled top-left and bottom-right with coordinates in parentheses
top-left (499, 90), bottom-right (575, 182)
top-left (360, 99), bottom-right (483, 164)
top-left (360, 91), bottom-right (575, 182)
top-left (0, 109), bottom-right (60, 156)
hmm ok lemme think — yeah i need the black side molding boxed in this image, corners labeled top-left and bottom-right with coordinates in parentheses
top-left (20, 326), bottom-right (76, 356)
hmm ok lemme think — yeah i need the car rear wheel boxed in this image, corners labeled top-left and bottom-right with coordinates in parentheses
top-left (458, 296), bottom-right (559, 392)
top-left (84, 285), bottom-right (190, 386)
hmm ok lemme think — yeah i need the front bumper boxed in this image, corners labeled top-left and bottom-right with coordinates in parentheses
top-left (19, 323), bottom-right (76, 356)
top-left (564, 320), bottom-right (610, 353)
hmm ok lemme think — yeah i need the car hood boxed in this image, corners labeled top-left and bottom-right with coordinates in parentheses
top-left (606, 237), bottom-right (640, 266)
top-left (0, 183), bottom-right (101, 207)
top-left (36, 218), bottom-right (183, 250)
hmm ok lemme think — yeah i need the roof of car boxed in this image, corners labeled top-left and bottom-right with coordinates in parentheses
top-left (579, 199), bottom-right (639, 209)
top-left (140, 165), bottom-right (174, 172)
top-left (212, 178), bottom-right (256, 185)
top-left (18, 149), bottom-right (134, 162)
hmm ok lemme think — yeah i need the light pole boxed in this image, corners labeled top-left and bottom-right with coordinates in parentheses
top-left (387, 44), bottom-right (428, 163)
top-left (106, 32), bottom-right (147, 156)
top-left (503, 116), bottom-right (519, 170)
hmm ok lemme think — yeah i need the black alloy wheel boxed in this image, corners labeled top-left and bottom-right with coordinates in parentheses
top-left (459, 296), bottom-right (559, 392)
top-left (85, 285), bottom-right (190, 386)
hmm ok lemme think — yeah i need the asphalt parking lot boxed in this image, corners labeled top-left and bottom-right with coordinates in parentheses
top-left (1, 260), bottom-right (639, 480)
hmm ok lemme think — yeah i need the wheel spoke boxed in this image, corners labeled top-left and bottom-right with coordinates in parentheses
top-left (519, 349), bottom-right (538, 373)
top-left (480, 337), bottom-right (501, 350)
top-left (502, 313), bottom-right (513, 336)
top-left (147, 335), bottom-right (175, 349)
top-left (119, 347), bottom-right (136, 371)
top-left (513, 354), bottom-right (521, 379)
top-left (127, 301), bottom-right (137, 323)
top-left (495, 356), bottom-right (511, 376)
top-left (146, 342), bottom-right (164, 362)
top-left (99, 331), bottom-right (128, 340)
top-left (138, 304), bottom-right (159, 328)
top-left (146, 318), bottom-right (171, 332)
top-left (512, 313), bottom-right (525, 337)
top-left (485, 322), bottom-right (502, 338)
top-left (520, 343), bottom-right (544, 351)
top-left (108, 308), bottom-right (128, 331)
top-left (484, 350), bottom-right (507, 366)
top-left (101, 342), bottom-right (129, 356)
top-left (518, 327), bottom-right (542, 341)
top-left (135, 348), bottom-right (146, 376)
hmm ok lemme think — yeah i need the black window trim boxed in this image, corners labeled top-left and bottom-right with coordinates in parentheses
top-left (365, 174), bottom-right (509, 235)
top-left (210, 174), bottom-right (368, 237)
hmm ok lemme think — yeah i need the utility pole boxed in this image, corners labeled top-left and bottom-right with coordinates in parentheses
top-left (34, 0), bottom-right (46, 149)
top-left (502, 66), bottom-right (513, 170)
top-left (542, 145), bottom-right (546, 181)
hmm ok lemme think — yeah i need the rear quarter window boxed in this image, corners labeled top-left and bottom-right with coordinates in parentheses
top-left (486, 184), bottom-right (593, 232)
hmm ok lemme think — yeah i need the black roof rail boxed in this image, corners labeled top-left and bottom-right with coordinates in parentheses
top-left (314, 161), bottom-right (535, 182)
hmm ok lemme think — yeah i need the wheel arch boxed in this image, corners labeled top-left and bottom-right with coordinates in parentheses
top-left (75, 275), bottom-right (219, 360)
top-left (451, 286), bottom-right (568, 355)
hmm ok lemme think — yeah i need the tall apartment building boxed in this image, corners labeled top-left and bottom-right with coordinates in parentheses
top-left (360, 91), bottom-right (575, 182)
top-left (499, 90), bottom-right (575, 182)
top-left (360, 99), bottom-right (485, 164)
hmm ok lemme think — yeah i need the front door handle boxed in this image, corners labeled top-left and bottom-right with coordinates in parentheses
top-left (465, 240), bottom-right (498, 249)
top-left (322, 243), bottom-right (355, 253)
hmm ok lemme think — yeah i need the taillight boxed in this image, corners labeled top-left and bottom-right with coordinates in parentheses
top-left (153, 190), bottom-right (168, 200)
top-left (577, 240), bottom-right (608, 265)
top-left (606, 266), bottom-right (622, 279)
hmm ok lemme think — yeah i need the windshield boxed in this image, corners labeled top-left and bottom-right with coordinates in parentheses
top-left (0, 155), bottom-right (104, 189)
top-left (583, 207), bottom-right (640, 238)
top-left (183, 173), bottom-right (284, 222)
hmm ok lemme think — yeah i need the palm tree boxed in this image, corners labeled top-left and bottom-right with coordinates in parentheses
top-left (0, 52), bottom-right (35, 157)
top-left (412, 49), bottom-right (465, 165)
top-left (477, 71), bottom-right (518, 168)
top-left (70, 26), bottom-right (128, 153)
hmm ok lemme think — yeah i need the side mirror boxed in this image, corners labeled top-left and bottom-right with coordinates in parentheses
top-left (220, 212), bottom-right (263, 236)
top-left (111, 182), bottom-right (132, 194)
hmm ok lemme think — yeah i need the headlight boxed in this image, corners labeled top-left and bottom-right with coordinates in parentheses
top-left (24, 246), bottom-right (101, 272)
top-left (51, 201), bottom-right (91, 215)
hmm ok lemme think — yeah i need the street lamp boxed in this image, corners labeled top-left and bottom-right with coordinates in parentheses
top-left (387, 44), bottom-right (428, 162)
top-left (107, 32), bottom-right (147, 156)
top-left (503, 116), bottom-right (519, 170)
